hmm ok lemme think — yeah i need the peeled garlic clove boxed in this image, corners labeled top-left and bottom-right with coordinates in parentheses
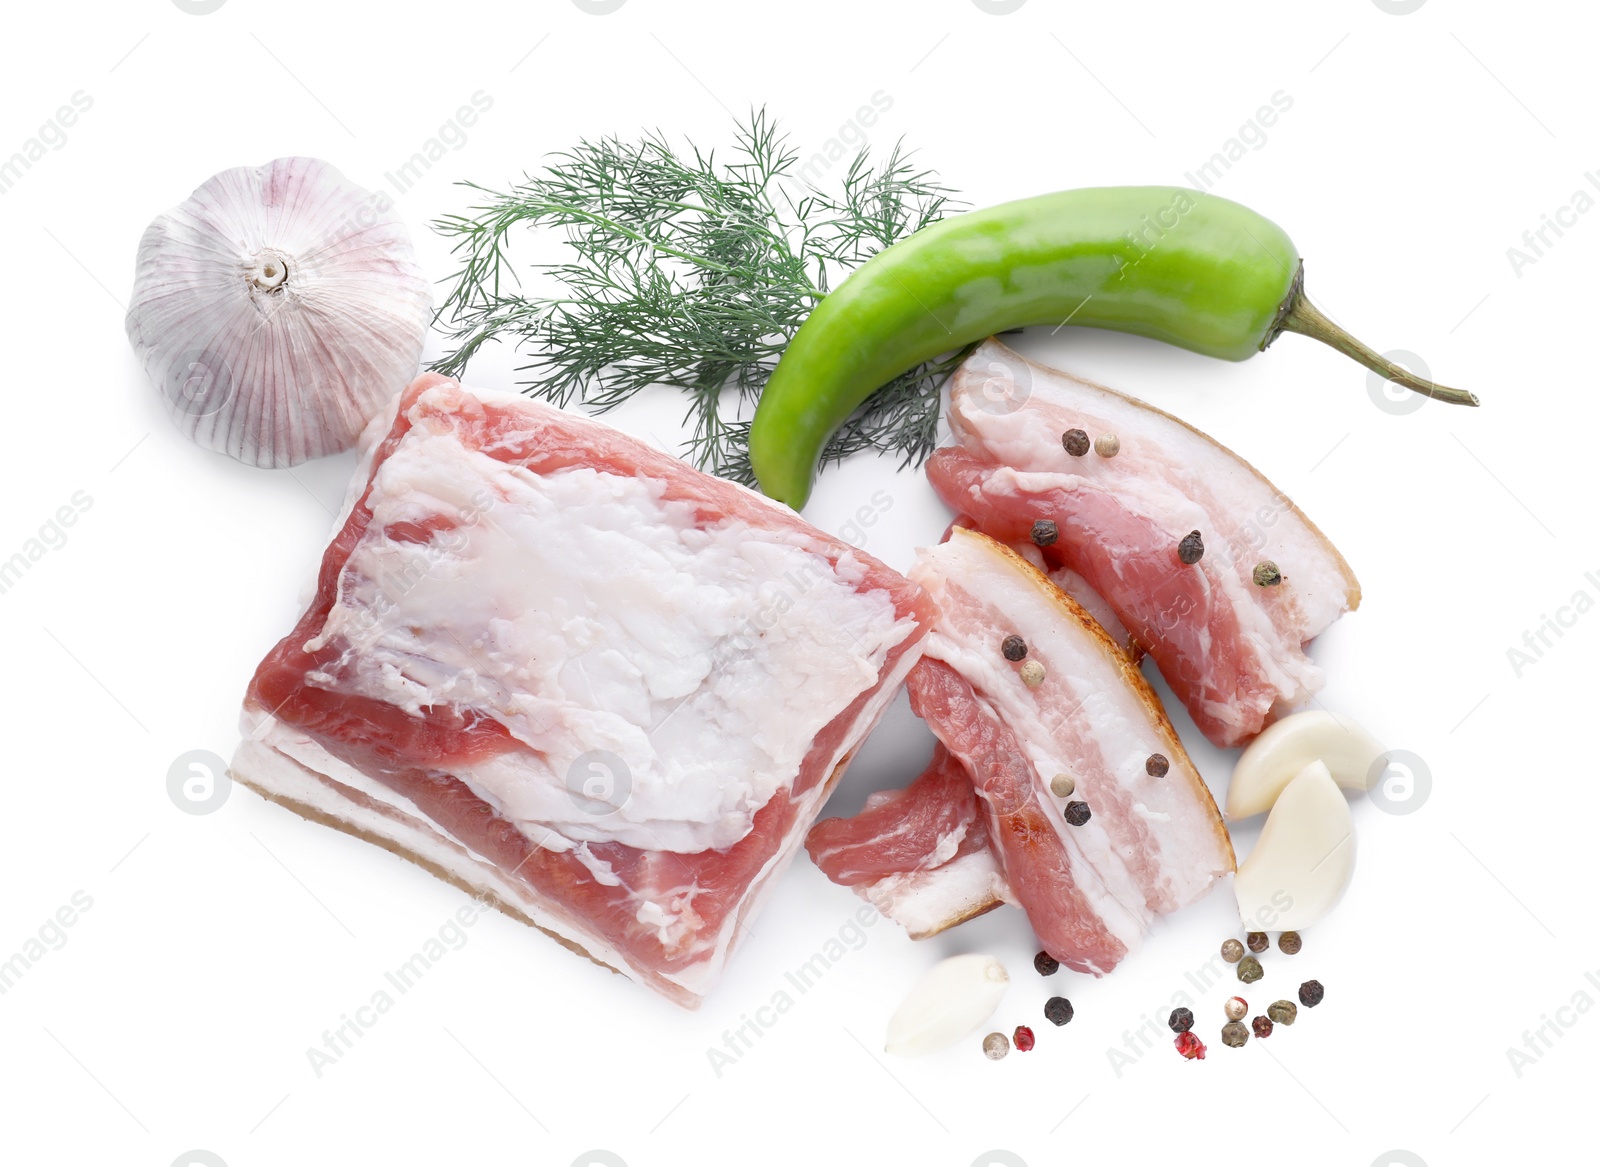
top-left (1226, 710), bottom-right (1386, 819)
top-left (1234, 760), bottom-right (1354, 931)
top-left (125, 157), bottom-right (432, 468)
top-left (885, 953), bottom-right (1009, 1057)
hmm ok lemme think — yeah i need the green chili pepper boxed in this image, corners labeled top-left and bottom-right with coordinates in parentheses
top-left (748, 186), bottom-right (1478, 509)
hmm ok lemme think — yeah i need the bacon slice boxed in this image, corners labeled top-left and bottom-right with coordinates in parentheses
top-left (808, 529), bottom-right (1233, 974)
top-left (931, 340), bottom-right (1360, 747)
top-left (231, 375), bottom-right (934, 1007)
top-left (805, 744), bottom-right (1010, 938)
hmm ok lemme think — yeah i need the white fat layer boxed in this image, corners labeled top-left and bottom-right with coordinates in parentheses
top-left (950, 341), bottom-right (1355, 641)
top-left (913, 535), bottom-right (1231, 918)
top-left (1011, 544), bottom-right (1136, 655)
top-left (1045, 563), bottom-right (1136, 654)
top-left (860, 848), bottom-right (1012, 940)
top-left (303, 418), bottom-right (915, 854)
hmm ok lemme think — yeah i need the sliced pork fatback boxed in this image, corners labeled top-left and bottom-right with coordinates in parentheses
top-left (912, 530), bottom-right (1233, 970)
top-left (808, 529), bottom-right (1233, 974)
top-left (805, 744), bottom-right (1011, 939)
top-left (232, 375), bottom-right (934, 1008)
top-left (933, 339), bottom-right (1360, 747)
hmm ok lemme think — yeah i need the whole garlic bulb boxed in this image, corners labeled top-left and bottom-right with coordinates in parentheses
top-left (125, 157), bottom-right (432, 467)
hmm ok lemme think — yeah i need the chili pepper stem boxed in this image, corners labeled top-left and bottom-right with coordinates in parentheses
top-left (1277, 294), bottom-right (1480, 407)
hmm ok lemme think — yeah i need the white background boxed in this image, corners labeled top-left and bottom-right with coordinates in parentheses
top-left (0, 2), bottom-right (1590, 1165)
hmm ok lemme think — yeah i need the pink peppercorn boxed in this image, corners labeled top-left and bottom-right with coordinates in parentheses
top-left (1013, 1025), bottom-right (1036, 1052)
top-left (1174, 1031), bottom-right (1206, 1060)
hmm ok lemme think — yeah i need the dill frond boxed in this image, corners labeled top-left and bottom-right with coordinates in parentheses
top-left (431, 109), bottom-right (962, 482)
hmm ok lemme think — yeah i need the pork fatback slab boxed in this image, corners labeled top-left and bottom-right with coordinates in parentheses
top-left (232, 374), bottom-right (934, 1007)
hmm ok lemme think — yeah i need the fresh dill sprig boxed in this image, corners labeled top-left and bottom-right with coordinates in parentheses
top-left (431, 109), bottom-right (964, 484)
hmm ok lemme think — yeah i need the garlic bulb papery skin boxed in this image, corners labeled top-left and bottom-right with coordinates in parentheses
top-left (1234, 760), bottom-right (1355, 931)
top-left (884, 953), bottom-right (1009, 1057)
top-left (125, 157), bottom-right (432, 468)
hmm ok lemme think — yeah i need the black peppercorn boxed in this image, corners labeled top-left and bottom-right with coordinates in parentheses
top-left (1062, 428), bottom-right (1091, 456)
top-left (1044, 996), bottom-right (1074, 1026)
top-left (1001, 634), bottom-right (1028, 662)
top-left (1177, 530), bottom-right (1204, 565)
top-left (1145, 753), bottom-right (1169, 778)
top-left (1278, 931), bottom-right (1302, 955)
top-left (1246, 931), bottom-right (1269, 953)
top-left (1030, 519), bottom-right (1059, 547)
top-left (1168, 1007), bottom-right (1194, 1034)
top-left (1298, 979), bottom-right (1325, 1007)
top-left (1033, 950), bottom-right (1060, 976)
top-left (1063, 801), bottom-right (1092, 826)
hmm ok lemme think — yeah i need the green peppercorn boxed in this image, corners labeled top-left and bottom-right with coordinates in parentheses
top-left (1044, 996), bottom-right (1074, 1026)
top-left (1031, 519), bottom-right (1059, 547)
top-left (1267, 1000), bottom-right (1298, 1026)
top-left (1278, 931), bottom-right (1302, 955)
top-left (1145, 753), bottom-right (1169, 777)
top-left (1298, 979), bottom-right (1325, 1007)
top-left (1224, 996), bottom-right (1248, 1022)
top-left (1168, 1007), bottom-right (1194, 1033)
top-left (1220, 938), bottom-right (1245, 963)
top-left (1246, 931), bottom-right (1269, 953)
top-left (1236, 956), bottom-right (1263, 984)
top-left (1062, 428), bottom-right (1090, 457)
top-left (1253, 561), bottom-right (1283, 587)
top-left (1001, 634), bottom-right (1028, 661)
top-left (1251, 1015), bottom-right (1274, 1039)
top-left (982, 1031), bottom-right (1010, 1060)
top-left (1177, 530), bottom-right (1204, 565)
top-left (1220, 1021), bottom-right (1249, 1048)
top-left (1063, 801), bottom-right (1092, 826)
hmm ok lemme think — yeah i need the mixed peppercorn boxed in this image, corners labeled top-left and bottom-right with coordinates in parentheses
top-left (980, 931), bottom-right (1325, 1061)
top-left (1200, 932), bottom-right (1321, 1054)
